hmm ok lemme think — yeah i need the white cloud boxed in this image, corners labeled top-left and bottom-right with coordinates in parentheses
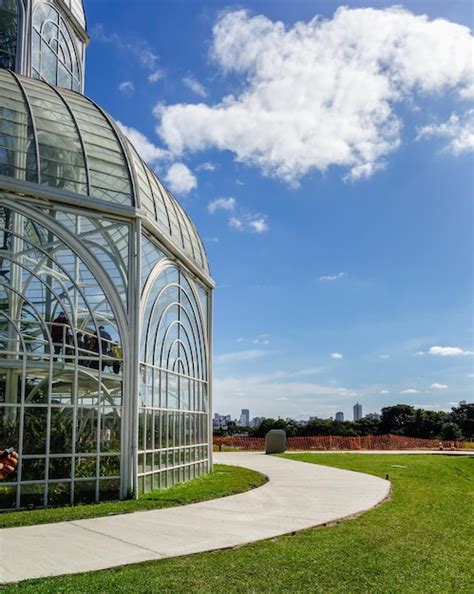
top-left (237, 334), bottom-right (273, 346)
top-left (156, 7), bottom-right (473, 184)
top-left (148, 69), bottom-right (165, 83)
top-left (164, 163), bottom-right (197, 195)
top-left (228, 217), bottom-right (243, 231)
top-left (320, 272), bottom-right (346, 281)
top-left (207, 197), bottom-right (268, 232)
top-left (380, 390), bottom-right (390, 394)
top-left (400, 389), bottom-right (420, 394)
top-left (208, 197), bottom-right (236, 214)
top-left (229, 214), bottom-right (269, 233)
top-left (214, 372), bottom-right (352, 404)
top-left (118, 81), bottom-right (135, 94)
top-left (430, 383), bottom-right (448, 390)
top-left (117, 122), bottom-right (170, 166)
top-left (215, 349), bottom-right (269, 363)
top-left (248, 218), bottom-right (269, 233)
top-left (379, 354), bottom-right (391, 359)
top-left (183, 75), bottom-right (208, 98)
top-left (197, 162), bottom-right (216, 172)
top-left (289, 367), bottom-right (324, 377)
top-left (428, 346), bottom-right (474, 357)
top-left (413, 403), bottom-right (444, 410)
top-left (93, 25), bottom-right (165, 82)
top-left (417, 110), bottom-right (474, 155)
top-left (331, 352), bottom-right (343, 360)
top-left (138, 48), bottom-right (160, 71)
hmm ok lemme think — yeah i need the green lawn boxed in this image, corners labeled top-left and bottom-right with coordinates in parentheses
top-left (0, 464), bottom-right (267, 529)
top-left (4, 454), bottom-right (474, 593)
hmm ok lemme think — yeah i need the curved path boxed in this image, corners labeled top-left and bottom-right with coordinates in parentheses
top-left (0, 452), bottom-right (390, 584)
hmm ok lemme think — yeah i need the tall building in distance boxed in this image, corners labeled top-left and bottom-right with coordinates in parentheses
top-left (240, 409), bottom-right (250, 426)
top-left (335, 411), bottom-right (344, 422)
top-left (213, 413), bottom-right (232, 430)
top-left (353, 403), bottom-right (363, 421)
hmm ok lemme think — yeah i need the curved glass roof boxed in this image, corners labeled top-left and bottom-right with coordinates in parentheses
top-left (0, 69), bottom-right (209, 274)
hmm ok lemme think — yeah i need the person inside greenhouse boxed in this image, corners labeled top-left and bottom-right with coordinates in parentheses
top-left (95, 326), bottom-right (113, 370)
top-left (97, 326), bottom-right (112, 351)
top-left (89, 334), bottom-right (100, 370)
top-left (51, 312), bottom-right (72, 358)
top-left (112, 343), bottom-right (122, 374)
top-left (79, 333), bottom-right (93, 367)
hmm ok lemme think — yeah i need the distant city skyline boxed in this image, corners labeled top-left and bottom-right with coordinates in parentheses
top-left (214, 402), bottom-right (382, 424)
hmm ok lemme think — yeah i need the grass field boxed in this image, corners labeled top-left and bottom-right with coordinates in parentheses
top-left (4, 454), bottom-right (473, 593)
top-left (0, 464), bottom-right (267, 529)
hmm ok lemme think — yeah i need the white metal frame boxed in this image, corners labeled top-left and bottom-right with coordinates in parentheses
top-left (0, 0), bottom-right (214, 510)
top-left (0, 186), bottom-right (213, 509)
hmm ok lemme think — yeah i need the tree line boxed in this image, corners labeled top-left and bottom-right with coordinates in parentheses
top-left (217, 402), bottom-right (473, 441)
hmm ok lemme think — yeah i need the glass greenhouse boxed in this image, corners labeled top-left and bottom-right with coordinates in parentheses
top-left (0, 0), bottom-right (213, 510)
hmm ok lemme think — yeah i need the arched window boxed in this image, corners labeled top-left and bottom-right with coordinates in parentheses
top-left (0, 0), bottom-right (18, 70)
top-left (0, 203), bottom-right (128, 509)
top-left (32, 2), bottom-right (81, 91)
top-left (137, 252), bottom-right (210, 492)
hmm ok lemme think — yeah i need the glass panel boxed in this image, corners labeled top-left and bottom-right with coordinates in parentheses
top-left (74, 480), bottom-right (96, 504)
top-left (145, 410), bottom-right (153, 450)
top-left (48, 482), bottom-right (70, 506)
top-left (0, 406), bottom-right (20, 447)
top-left (75, 456), bottom-right (96, 478)
top-left (32, 2), bottom-right (81, 91)
top-left (23, 407), bottom-right (48, 454)
top-left (49, 408), bottom-right (73, 454)
top-left (21, 458), bottom-right (45, 481)
top-left (0, 485), bottom-right (16, 509)
top-left (21, 78), bottom-right (86, 194)
top-left (100, 455), bottom-right (120, 478)
top-left (76, 407), bottom-right (98, 453)
top-left (99, 478), bottom-right (120, 501)
top-left (0, 72), bottom-right (37, 183)
top-left (20, 483), bottom-right (45, 508)
top-left (49, 457), bottom-right (71, 479)
top-left (0, 0), bottom-right (18, 70)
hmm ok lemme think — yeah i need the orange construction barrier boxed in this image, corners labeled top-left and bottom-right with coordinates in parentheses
top-left (213, 434), bottom-right (466, 452)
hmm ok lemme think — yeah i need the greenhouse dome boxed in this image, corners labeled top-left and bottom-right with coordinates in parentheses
top-left (0, 0), bottom-right (213, 510)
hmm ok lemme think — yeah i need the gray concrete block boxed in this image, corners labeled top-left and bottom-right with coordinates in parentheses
top-left (265, 429), bottom-right (287, 454)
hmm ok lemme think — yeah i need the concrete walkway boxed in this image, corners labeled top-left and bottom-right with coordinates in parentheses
top-left (0, 452), bottom-right (390, 584)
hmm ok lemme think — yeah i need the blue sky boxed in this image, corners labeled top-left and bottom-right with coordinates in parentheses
top-left (84, 0), bottom-right (473, 420)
